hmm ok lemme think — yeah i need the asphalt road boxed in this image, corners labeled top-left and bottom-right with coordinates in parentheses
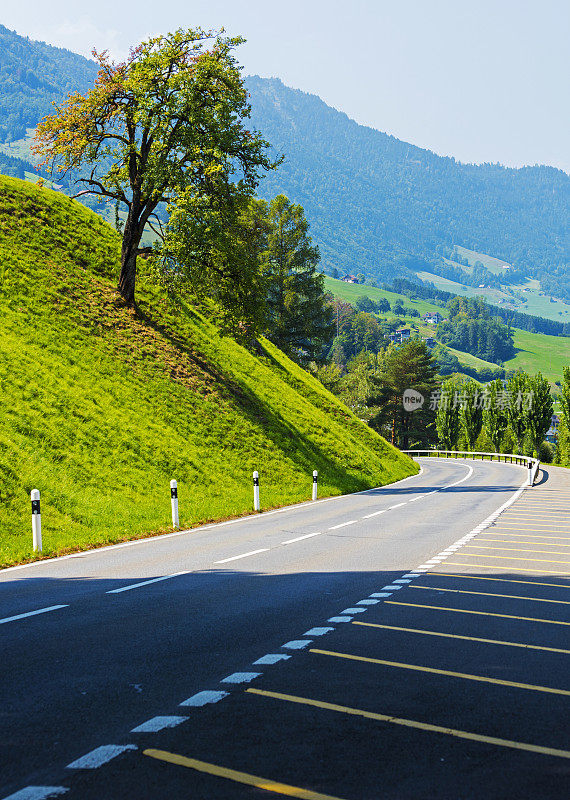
top-left (1, 458), bottom-right (568, 800)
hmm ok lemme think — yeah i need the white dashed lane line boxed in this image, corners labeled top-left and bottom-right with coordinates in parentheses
top-left (214, 549), bottom-right (269, 564)
top-left (253, 654), bottom-right (291, 665)
top-left (66, 745), bottom-right (137, 770)
top-left (0, 605), bottom-right (69, 625)
top-left (220, 672), bottom-right (261, 684)
top-left (328, 520), bottom-right (358, 530)
top-left (3, 788), bottom-right (69, 800)
top-left (281, 532), bottom-right (323, 544)
top-left (106, 572), bottom-right (190, 594)
top-left (179, 691), bottom-right (228, 707)
top-left (131, 716), bottom-right (187, 734)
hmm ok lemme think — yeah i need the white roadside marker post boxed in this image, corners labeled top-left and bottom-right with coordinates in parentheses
top-left (170, 479), bottom-right (179, 528)
top-left (31, 489), bottom-right (42, 552)
top-left (253, 471), bottom-right (260, 512)
top-left (312, 470), bottom-right (318, 501)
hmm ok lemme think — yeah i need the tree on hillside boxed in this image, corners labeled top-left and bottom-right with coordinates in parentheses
top-left (506, 371), bottom-right (532, 453)
top-left (367, 340), bottom-right (438, 449)
top-left (482, 379), bottom-right (508, 452)
top-left (556, 367), bottom-right (570, 465)
top-left (461, 379), bottom-right (483, 450)
top-left (436, 377), bottom-right (462, 450)
top-left (33, 28), bottom-right (277, 306)
top-left (527, 373), bottom-right (553, 457)
top-left (262, 195), bottom-right (334, 361)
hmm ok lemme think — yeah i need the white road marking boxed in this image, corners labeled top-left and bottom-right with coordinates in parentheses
top-left (389, 502), bottom-right (406, 510)
top-left (356, 599), bottom-right (380, 605)
top-left (66, 745), bottom-right (137, 770)
top-left (370, 592), bottom-right (392, 598)
top-left (382, 585), bottom-right (403, 590)
top-left (253, 654), bottom-right (291, 665)
top-left (281, 532), bottom-right (323, 544)
top-left (215, 549), bottom-right (269, 564)
top-left (328, 520), bottom-right (358, 530)
top-left (416, 564), bottom-right (435, 570)
top-left (393, 579), bottom-right (412, 583)
top-left (362, 509), bottom-right (389, 518)
top-left (106, 572), bottom-right (189, 594)
top-left (179, 690), bottom-right (229, 707)
top-left (281, 640), bottom-right (312, 650)
top-left (220, 672), bottom-right (261, 684)
top-left (303, 627), bottom-right (335, 636)
top-left (402, 573), bottom-right (421, 578)
top-left (341, 608), bottom-right (367, 614)
top-left (0, 605), bottom-right (69, 625)
top-left (2, 788), bottom-right (69, 800)
top-left (409, 495), bottom-right (426, 502)
top-left (131, 716), bottom-right (187, 733)
top-left (328, 616), bottom-right (353, 622)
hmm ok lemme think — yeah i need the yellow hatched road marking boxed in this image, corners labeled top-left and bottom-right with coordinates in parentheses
top-left (493, 525), bottom-right (570, 531)
top-left (481, 533), bottom-right (570, 541)
top-left (447, 553), bottom-right (570, 565)
top-left (410, 584), bottom-right (570, 605)
top-left (443, 561), bottom-right (569, 574)
top-left (434, 572), bottom-right (570, 588)
top-left (386, 600), bottom-right (570, 625)
top-left (352, 621), bottom-right (570, 654)
top-left (478, 538), bottom-right (570, 546)
top-left (143, 750), bottom-right (346, 800)
top-left (309, 648), bottom-right (570, 696)
top-left (463, 545), bottom-right (570, 556)
top-left (246, 688), bottom-right (570, 760)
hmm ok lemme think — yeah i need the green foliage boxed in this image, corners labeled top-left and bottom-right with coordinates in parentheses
top-left (461, 380), bottom-right (484, 450)
top-left (506, 371), bottom-right (532, 453)
top-left (367, 340), bottom-right (439, 449)
top-left (557, 367), bottom-right (570, 466)
top-left (0, 175), bottom-right (416, 566)
top-left (482, 380), bottom-right (509, 452)
top-left (262, 195), bottom-right (334, 361)
top-left (437, 297), bottom-right (515, 364)
top-left (34, 28), bottom-right (277, 305)
top-left (436, 377), bottom-right (463, 449)
top-left (526, 373), bottom-right (553, 457)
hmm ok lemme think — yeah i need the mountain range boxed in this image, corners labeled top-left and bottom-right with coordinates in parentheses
top-left (1, 24), bottom-right (568, 299)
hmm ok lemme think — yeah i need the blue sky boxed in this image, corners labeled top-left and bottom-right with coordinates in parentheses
top-left (3, 0), bottom-right (569, 173)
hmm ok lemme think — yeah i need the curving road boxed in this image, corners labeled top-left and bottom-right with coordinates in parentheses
top-left (1, 458), bottom-right (568, 799)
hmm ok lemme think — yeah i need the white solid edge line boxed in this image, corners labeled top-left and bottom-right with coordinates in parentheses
top-left (0, 605), bottom-right (69, 625)
top-left (106, 571), bottom-right (190, 594)
top-left (2, 787), bottom-right (69, 800)
top-left (281, 532), bottom-right (323, 545)
top-left (1, 466), bottom-right (425, 574)
top-left (215, 549), bottom-right (269, 564)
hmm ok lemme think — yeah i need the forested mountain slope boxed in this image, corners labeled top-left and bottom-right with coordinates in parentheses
top-left (247, 76), bottom-right (570, 297)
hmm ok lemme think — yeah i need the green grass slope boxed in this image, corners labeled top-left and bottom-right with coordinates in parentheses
top-left (0, 176), bottom-right (415, 567)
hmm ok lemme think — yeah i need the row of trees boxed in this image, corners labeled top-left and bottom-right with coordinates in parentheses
top-left (435, 372), bottom-right (553, 458)
top-left (437, 297), bottom-right (515, 364)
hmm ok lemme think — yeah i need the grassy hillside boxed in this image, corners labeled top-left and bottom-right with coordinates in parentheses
top-left (505, 329), bottom-right (570, 384)
top-left (0, 176), bottom-right (415, 567)
top-left (323, 277), bottom-right (445, 316)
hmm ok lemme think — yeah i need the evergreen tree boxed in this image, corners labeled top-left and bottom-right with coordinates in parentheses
top-left (367, 340), bottom-right (438, 449)
top-left (263, 195), bottom-right (334, 361)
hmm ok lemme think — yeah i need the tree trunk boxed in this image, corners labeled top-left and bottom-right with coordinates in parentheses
top-left (118, 206), bottom-right (143, 306)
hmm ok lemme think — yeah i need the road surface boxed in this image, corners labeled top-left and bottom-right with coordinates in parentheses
top-left (1, 458), bottom-right (568, 799)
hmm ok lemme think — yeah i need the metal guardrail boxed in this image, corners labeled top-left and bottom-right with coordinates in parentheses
top-left (402, 450), bottom-right (540, 486)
